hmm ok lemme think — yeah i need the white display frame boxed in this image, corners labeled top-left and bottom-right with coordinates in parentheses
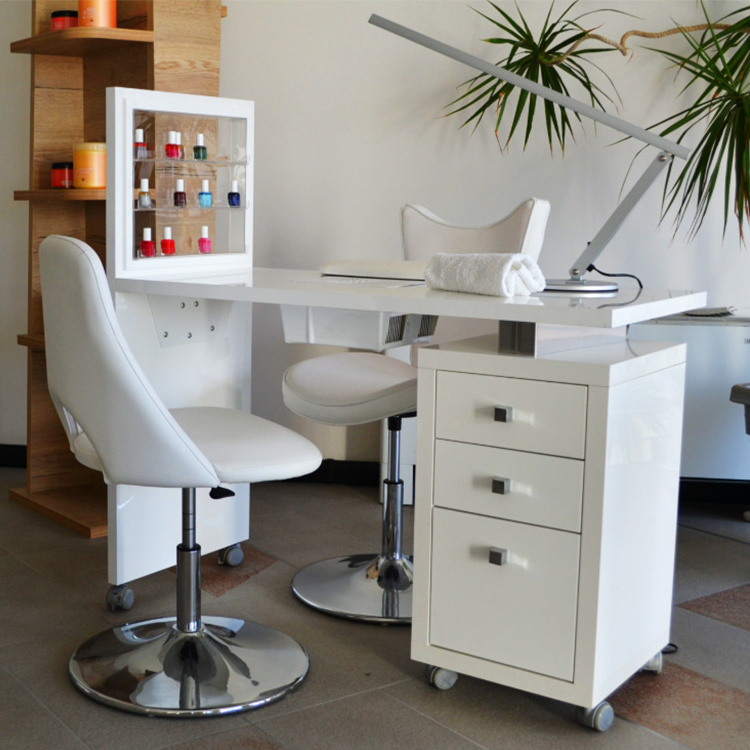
top-left (106, 86), bottom-right (254, 281)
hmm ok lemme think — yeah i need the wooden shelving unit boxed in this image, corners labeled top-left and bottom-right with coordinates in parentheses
top-left (11, 0), bottom-right (223, 538)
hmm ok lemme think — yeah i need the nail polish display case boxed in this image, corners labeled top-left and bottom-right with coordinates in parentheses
top-left (107, 86), bottom-right (254, 279)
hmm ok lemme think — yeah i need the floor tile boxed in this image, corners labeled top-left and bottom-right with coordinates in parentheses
top-left (679, 582), bottom-right (750, 631)
top-left (672, 527), bottom-right (750, 603)
top-left (254, 690), bottom-right (481, 750)
top-left (610, 662), bottom-right (750, 750)
top-left (386, 675), bottom-right (683, 749)
top-left (0, 665), bottom-right (87, 750)
top-left (670, 607), bottom-right (750, 694)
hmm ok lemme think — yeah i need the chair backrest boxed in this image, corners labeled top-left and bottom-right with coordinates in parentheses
top-left (400, 198), bottom-right (550, 263)
top-left (39, 235), bottom-right (219, 489)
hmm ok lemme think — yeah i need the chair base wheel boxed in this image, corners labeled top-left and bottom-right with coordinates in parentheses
top-left (106, 584), bottom-right (134, 612)
top-left (292, 554), bottom-right (413, 623)
top-left (69, 615), bottom-right (308, 717)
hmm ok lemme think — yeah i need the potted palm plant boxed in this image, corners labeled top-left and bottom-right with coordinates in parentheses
top-left (449, 1), bottom-right (750, 240)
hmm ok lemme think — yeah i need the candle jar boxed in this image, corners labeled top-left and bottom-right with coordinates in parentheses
top-left (73, 143), bottom-right (106, 188)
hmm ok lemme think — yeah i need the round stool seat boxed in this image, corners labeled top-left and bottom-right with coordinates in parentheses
top-left (282, 352), bottom-right (418, 425)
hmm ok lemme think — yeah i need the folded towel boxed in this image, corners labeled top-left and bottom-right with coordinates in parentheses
top-left (425, 253), bottom-right (545, 297)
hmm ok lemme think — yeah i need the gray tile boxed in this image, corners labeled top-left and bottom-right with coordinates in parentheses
top-left (385, 676), bottom-right (686, 749)
top-left (204, 581), bottom-right (420, 720)
top-left (0, 627), bottom-right (249, 750)
top-left (0, 665), bottom-right (87, 750)
top-left (162, 724), bottom-right (286, 749)
top-left (672, 527), bottom-right (750, 604)
top-left (0, 554), bottom-right (106, 649)
top-left (670, 606), bottom-right (750, 693)
top-left (254, 690), bottom-right (483, 750)
top-left (679, 503), bottom-right (750, 545)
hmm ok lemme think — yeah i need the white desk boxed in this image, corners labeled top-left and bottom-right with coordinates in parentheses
top-left (113, 268), bottom-right (703, 724)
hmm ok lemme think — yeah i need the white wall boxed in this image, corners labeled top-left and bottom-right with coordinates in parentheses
top-left (219, 0), bottom-right (748, 459)
top-left (0, 0), bottom-right (30, 446)
top-left (1, 1), bottom-right (746, 457)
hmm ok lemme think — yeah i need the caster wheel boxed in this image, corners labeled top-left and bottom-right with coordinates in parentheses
top-left (106, 584), bottom-right (134, 612)
top-left (641, 652), bottom-right (663, 674)
top-left (218, 543), bottom-right (244, 567)
top-left (576, 701), bottom-right (615, 732)
top-left (427, 666), bottom-right (458, 691)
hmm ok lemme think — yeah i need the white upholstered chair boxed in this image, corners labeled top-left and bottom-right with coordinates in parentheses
top-left (281, 198), bottom-right (550, 625)
top-left (40, 235), bottom-right (322, 717)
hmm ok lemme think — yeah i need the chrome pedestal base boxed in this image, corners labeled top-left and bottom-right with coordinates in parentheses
top-left (69, 615), bottom-right (309, 717)
top-left (292, 553), bottom-right (413, 624)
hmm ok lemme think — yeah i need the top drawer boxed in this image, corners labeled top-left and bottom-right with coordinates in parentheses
top-left (435, 371), bottom-right (587, 459)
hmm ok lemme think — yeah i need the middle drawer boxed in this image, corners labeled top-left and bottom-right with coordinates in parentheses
top-left (434, 439), bottom-right (584, 533)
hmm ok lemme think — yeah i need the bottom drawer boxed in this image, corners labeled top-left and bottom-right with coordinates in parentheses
top-left (429, 508), bottom-right (580, 681)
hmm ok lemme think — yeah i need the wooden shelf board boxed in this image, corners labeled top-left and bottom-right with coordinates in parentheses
top-left (18, 333), bottom-right (45, 350)
top-left (10, 484), bottom-right (107, 538)
top-left (14, 189), bottom-right (106, 202)
top-left (10, 27), bottom-right (153, 57)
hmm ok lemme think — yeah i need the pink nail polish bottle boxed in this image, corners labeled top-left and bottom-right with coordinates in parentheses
top-left (198, 225), bottom-right (211, 254)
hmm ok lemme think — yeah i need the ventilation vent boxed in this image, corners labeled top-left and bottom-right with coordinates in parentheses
top-left (418, 315), bottom-right (439, 338)
top-left (385, 315), bottom-right (407, 343)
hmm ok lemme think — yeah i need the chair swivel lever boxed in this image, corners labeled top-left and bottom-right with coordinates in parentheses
top-left (209, 486), bottom-right (235, 499)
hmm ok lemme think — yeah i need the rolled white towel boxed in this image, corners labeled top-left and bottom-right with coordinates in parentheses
top-left (425, 253), bottom-right (545, 297)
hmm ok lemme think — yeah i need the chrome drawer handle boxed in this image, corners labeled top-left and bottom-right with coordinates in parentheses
top-left (494, 405), bottom-right (514, 423)
top-left (489, 547), bottom-right (508, 566)
top-left (492, 477), bottom-right (512, 495)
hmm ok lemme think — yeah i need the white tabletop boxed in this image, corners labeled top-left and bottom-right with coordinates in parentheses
top-left (114, 267), bottom-right (706, 330)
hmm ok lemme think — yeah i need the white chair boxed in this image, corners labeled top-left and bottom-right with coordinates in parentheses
top-left (39, 235), bottom-right (322, 717)
top-left (281, 198), bottom-right (550, 624)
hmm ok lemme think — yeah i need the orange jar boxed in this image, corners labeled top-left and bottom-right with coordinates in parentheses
top-left (73, 143), bottom-right (106, 189)
top-left (78, 0), bottom-right (117, 28)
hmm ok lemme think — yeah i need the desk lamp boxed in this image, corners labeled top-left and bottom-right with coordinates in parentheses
top-left (369, 14), bottom-right (690, 293)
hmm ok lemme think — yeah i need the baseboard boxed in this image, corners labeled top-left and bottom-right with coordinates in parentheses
top-left (679, 478), bottom-right (750, 505)
top-left (297, 458), bottom-right (380, 487)
top-left (0, 444), bottom-right (27, 469)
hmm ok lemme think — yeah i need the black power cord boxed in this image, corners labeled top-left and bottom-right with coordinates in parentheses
top-left (589, 263), bottom-right (643, 289)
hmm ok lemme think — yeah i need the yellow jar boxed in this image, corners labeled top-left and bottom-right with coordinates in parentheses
top-left (73, 142), bottom-right (106, 189)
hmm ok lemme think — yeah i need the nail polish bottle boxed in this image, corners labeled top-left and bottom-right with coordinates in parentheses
top-left (133, 128), bottom-right (147, 160)
top-left (198, 226), bottom-right (211, 254)
top-left (137, 178), bottom-right (152, 208)
top-left (198, 179), bottom-right (213, 208)
top-left (165, 131), bottom-right (179, 159)
top-left (174, 178), bottom-right (187, 208)
top-left (227, 180), bottom-right (241, 207)
top-left (176, 132), bottom-right (184, 160)
top-left (193, 133), bottom-right (207, 161)
top-left (161, 226), bottom-right (175, 255)
top-left (140, 227), bottom-right (155, 257)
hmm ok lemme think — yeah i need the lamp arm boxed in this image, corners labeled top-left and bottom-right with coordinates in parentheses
top-left (368, 14), bottom-right (690, 160)
top-left (567, 152), bottom-right (673, 280)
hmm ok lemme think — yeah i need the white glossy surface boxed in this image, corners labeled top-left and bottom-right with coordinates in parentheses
top-left (115, 267), bottom-right (706, 330)
top-left (414, 332), bottom-right (686, 707)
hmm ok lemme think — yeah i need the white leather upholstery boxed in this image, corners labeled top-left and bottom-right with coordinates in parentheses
top-left (401, 198), bottom-right (550, 263)
top-left (282, 352), bottom-right (417, 426)
top-left (40, 235), bottom-right (321, 488)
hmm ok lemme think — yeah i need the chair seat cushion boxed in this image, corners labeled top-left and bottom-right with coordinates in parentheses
top-left (170, 407), bottom-right (322, 484)
top-left (73, 407), bottom-right (322, 486)
top-left (282, 352), bottom-right (418, 426)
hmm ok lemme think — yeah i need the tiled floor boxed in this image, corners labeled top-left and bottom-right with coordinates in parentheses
top-left (1, 466), bottom-right (749, 750)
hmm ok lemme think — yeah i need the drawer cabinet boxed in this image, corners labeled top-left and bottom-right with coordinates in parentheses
top-left (414, 333), bottom-right (687, 715)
